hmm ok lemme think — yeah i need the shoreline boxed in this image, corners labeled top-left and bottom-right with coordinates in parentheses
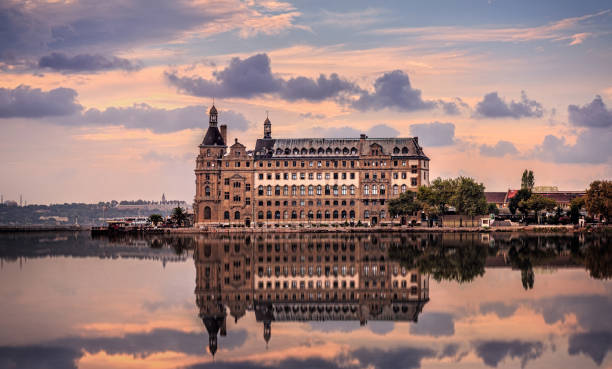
top-left (1, 224), bottom-right (609, 234)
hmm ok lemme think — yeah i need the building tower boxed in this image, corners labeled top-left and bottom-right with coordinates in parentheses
top-left (194, 105), bottom-right (228, 225)
top-left (161, 193), bottom-right (166, 204)
top-left (263, 115), bottom-right (271, 139)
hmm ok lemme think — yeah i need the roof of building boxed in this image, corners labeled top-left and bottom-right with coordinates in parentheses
top-left (485, 192), bottom-right (507, 204)
top-left (254, 137), bottom-right (428, 159)
top-left (201, 126), bottom-right (225, 147)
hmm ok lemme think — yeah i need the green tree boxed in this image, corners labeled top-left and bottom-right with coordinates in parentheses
top-left (417, 178), bottom-right (456, 215)
top-left (569, 196), bottom-right (585, 224)
top-left (487, 203), bottom-right (500, 215)
top-left (172, 207), bottom-right (188, 227)
top-left (450, 177), bottom-right (488, 215)
top-left (584, 180), bottom-right (611, 223)
top-left (521, 169), bottom-right (535, 191)
top-left (521, 195), bottom-right (556, 224)
top-left (508, 188), bottom-right (532, 215)
top-left (148, 214), bottom-right (163, 226)
top-left (388, 190), bottom-right (421, 218)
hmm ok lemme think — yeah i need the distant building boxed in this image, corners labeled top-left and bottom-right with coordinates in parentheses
top-left (486, 188), bottom-right (585, 210)
top-left (194, 105), bottom-right (431, 227)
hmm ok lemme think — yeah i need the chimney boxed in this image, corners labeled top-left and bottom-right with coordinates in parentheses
top-left (220, 125), bottom-right (227, 145)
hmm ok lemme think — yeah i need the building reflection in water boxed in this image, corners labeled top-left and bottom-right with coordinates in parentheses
top-left (194, 233), bottom-right (429, 356)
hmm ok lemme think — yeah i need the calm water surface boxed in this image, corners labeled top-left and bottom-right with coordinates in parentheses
top-left (0, 232), bottom-right (610, 369)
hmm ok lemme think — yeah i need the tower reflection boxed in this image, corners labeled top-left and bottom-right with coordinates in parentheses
top-left (194, 233), bottom-right (430, 356)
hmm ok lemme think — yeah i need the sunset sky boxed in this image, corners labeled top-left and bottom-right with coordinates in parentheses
top-left (1, 0), bottom-right (611, 204)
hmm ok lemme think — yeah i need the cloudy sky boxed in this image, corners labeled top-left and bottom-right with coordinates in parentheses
top-left (1, 0), bottom-right (611, 204)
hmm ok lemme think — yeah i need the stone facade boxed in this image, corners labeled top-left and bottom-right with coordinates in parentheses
top-left (194, 106), bottom-right (430, 227)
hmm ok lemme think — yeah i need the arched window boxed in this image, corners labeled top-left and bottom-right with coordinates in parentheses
top-left (333, 185), bottom-right (338, 196)
top-left (318, 147), bottom-right (325, 154)
top-left (316, 210), bottom-right (322, 219)
top-left (316, 185), bottom-right (322, 195)
top-left (351, 147), bottom-right (358, 155)
top-left (283, 185), bottom-right (288, 195)
top-left (326, 147), bottom-right (333, 154)
top-left (258, 211), bottom-right (264, 219)
top-left (334, 148), bottom-right (341, 154)
top-left (349, 210), bottom-right (355, 219)
top-left (300, 211), bottom-right (305, 219)
top-left (301, 148), bottom-right (308, 155)
top-left (393, 185), bottom-right (399, 195)
top-left (309, 148), bottom-right (316, 154)
top-left (267, 185), bottom-right (272, 196)
top-left (292, 185), bottom-right (297, 196)
top-left (364, 210), bottom-right (370, 218)
top-left (393, 147), bottom-right (400, 154)
top-left (204, 206), bottom-right (211, 219)
top-left (341, 210), bottom-right (347, 219)
top-left (205, 186), bottom-right (210, 197)
top-left (300, 185), bottom-right (305, 195)
top-left (293, 148), bottom-right (299, 155)
top-left (380, 184), bottom-right (386, 195)
top-left (380, 210), bottom-right (386, 219)
top-left (275, 211), bottom-right (281, 219)
top-left (276, 148), bottom-right (283, 155)
top-left (372, 185), bottom-right (378, 195)
top-left (325, 210), bottom-right (330, 219)
top-left (224, 211), bottom-right (230, 220)
top-left (308, 210), bottom-right (314, 219)
top-left (234, 211), bottom-right (241, 220)
top-left (364, 185), bottom-right (369, 195)
top-left (401, 184), bottom-right (407, 192)
top-left (275, 185), bottom-right (281, 196)
top-left (341, 185), bottom-right (347, 195)
top-left (350, 185), bottom-right (355, 195)
top-left (292, 211), bottom-right (297, 219)
top-left (267, 211), bottom-right (272, 219)
top-left (333, 210), bottom-right (339, 219)
top-left (402, 147), bottom-right (409, 154)
top-left (283, 211), bottom-right (288, 219)
top-left (308, 185), bottom-right (314, 195)
top-left (343, 147), bottom-right (349, 154)
top-left (259, 185), bottom-right (264, 196)
top-left (325, 185), bottom-right (330, 195)
top-left (284, 148), bottom-right (291, 155)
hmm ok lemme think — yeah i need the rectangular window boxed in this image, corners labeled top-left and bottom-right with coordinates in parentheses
top-left (411, 178), bottom-right (418, 186)
top-left (225, 178), bottom-right (230, 185)
top-left (259, 174), bottom-right (264, 180)
top-left (300, 173), bottom-right (305, 180)
top-left (350, 173), bottom-right (355, 179)
top-left (246, 198), bottom-right (251, 205)
top-left (224, 192), bottom-right (230, 199)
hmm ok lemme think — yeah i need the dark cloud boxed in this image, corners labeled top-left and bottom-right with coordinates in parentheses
top-left (0, 346), bottom-right (82, 369)
top-left (166, 53), bottom-right (357, 102)
top-left (568, 331), bottom-right (612, 365)
top-left (568, 95), bottom-right (612, 128)
top-left (352, 70), bottom-right (435, 111)
top-left (439, 98), bottom-right (469, 115)
top-left (409, 122), bottom-right (455, 146)
top-left (300, 112), bottom-right (326, 119)
top-left (479, 140), bottom-right (519, 157)
top-left (474, 91), bottom-right (543, 119)
top-left (3, 95), bottom-right (250, 133)
top-left (0, 85), bottom-right (82, 118)
top-left (38, 52), bottom-right (142, 72)
top-left (352, 346), bottom-right (436, 369)
top-left (53, 328), bottom-right (247, 357)
top-left (80, 104), bottom-right (250, 133)
top-left (187, 357), bottom-right (348, 369)
top-left (529, 128), bottom-right (612, 164)
top-left (479, 302), bottom-right (519, 318)
top-left (473, 340), bottom-right (544, 368)
top-left (528, 294), bottom-right (612, 332)
top-left (0, 0), bottom-right (268, 66)
top-left (409, 312), bottom-right (455, 337)
top-left (368, 321), bottom-right (395, 335)
top-left (281, 74), bottom-right (360, 101)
